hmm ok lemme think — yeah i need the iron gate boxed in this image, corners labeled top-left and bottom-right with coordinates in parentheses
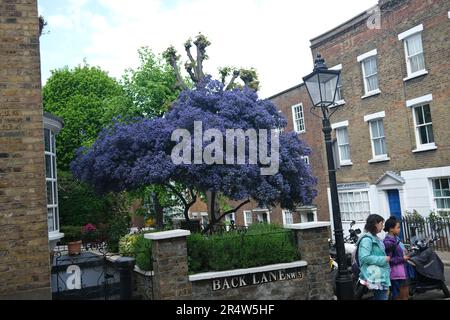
top-left (51, 242), bottom-right (121, 300)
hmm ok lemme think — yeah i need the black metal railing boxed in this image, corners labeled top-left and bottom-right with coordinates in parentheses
top-left (402, 216), bottom-right (450, 251)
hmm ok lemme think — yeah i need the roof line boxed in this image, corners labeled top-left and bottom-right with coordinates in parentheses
top-left (266, 83), bottom-right (304, 100)
top-left (310, 9), bottom-right (372, 48)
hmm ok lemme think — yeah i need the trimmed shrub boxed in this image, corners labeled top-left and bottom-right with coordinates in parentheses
top-left (187, 224), bottom-right (299, 273)
top-left (119, 233), bottom-right (140, 257)
top-left (118, 232), bottom-right (153, 271)
top-left (135, 236), bottom-right (152, 271)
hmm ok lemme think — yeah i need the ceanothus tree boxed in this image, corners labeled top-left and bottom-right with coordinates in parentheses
top-left (72, 77), bottom-right (317, 229)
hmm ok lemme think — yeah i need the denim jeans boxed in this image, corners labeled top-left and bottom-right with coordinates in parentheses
top-left (372, 289), bottom-right (388, 300)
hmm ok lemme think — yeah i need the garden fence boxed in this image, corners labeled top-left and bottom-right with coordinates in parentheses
top-left (402, 216), bottom-right (450, 251)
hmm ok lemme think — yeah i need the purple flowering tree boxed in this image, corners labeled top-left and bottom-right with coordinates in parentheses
top-left (71, 76), bottom-right (317, 229)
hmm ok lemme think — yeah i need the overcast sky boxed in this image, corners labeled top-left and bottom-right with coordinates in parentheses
top-left (38, 0), bottom-right (377, 98)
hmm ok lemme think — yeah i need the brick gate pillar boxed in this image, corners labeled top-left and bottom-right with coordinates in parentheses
top-left (145, 230), bottom-right (192, 300)
top-left (285, 222), bottom-right (334, 300)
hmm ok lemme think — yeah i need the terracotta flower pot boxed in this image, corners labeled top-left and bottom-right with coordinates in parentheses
top-left (68, 240), bottom-right (82, 256)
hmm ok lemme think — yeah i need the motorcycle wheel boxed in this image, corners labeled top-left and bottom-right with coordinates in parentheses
top-left (442, 282), bottom-right (450, 298)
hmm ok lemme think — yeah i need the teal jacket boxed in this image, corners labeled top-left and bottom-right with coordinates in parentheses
top-left (357, 233), bottom-right (391, 288)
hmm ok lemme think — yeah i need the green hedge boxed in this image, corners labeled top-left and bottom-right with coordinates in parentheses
top-left (119, 232), bottom-right (153, 271)
top-left (187, 224), bottom-right (299, 273)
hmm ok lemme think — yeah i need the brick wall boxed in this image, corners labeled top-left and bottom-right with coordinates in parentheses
top-left (0, 0), bottom-right (51, 299)
top-left (144, 224), bottom-right (333, 300)
top-left (309, 0), bottom-right (450, 185)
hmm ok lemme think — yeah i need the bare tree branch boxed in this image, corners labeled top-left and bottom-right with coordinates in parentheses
top-left (216, 199), bottom-right (251, 222)
top-left (163, 46), bottom-right (188, 90)
top-left (185, 61), bottom-right (197, 84)
top-left (225, 70), bottom-right (240, 90)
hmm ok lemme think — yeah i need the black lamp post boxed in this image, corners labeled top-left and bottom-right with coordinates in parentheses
top-left (303, 54), bottom-right (354, 300)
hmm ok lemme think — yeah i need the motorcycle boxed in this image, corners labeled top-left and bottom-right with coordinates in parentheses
top-left (406, 236), bottom-right (450, 299)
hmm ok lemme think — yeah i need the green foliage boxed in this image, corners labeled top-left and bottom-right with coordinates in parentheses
top-left (106, 207), bottom-right (131, 254)
top-left (122, 47), bottom-right (181, 118)
top-left (60, 225), bottom-right (82, 243)
top-left (58, 171), bottom-right (112, 226)
top-left (135, 236), bottom-right (152, 271)
top-left (119, 232), bottom-right (153, 271)
top-left (187, 224), bottom-right (299, 273)
top-left (119, 233), bottom-right (141, 257)
top-left (405, 210), bottom-right (425, 222)
top-left (43, 62), bottom-right (130, 170)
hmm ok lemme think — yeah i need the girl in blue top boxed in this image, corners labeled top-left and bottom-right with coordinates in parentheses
top-left (357, 214), bottom-right (391, 300)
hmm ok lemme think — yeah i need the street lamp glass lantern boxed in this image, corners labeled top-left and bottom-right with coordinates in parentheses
top-left (303, 54), bottom-right (341, 108)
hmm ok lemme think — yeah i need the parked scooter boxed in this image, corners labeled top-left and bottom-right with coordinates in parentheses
top-left (329, 221), bottom-right (361, 268)
top-left (329, 221), bottom-right (362, 295)
top-left (407, 237), bottom-right (450, 299)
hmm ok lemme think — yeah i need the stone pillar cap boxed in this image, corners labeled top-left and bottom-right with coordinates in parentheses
top-left (145, 229), bottom-right (191, 240)
top-left (284, 222), bottom-right (331, 230)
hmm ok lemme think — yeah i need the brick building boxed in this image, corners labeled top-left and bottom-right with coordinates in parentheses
top-left (0, 0), bottom-right (61, 299)
top-left (306, 0), bottom-right (450, 233)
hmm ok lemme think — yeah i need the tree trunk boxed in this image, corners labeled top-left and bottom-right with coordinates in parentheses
top-left (207, 190), bottom-right (218, 225)
top-left (152, 192), bottom-right (164, 230)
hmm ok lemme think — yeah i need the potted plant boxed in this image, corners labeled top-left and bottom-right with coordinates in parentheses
top-left (61, 225), bottom-right (82, 256)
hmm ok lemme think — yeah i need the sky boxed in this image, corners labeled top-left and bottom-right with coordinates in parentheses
top-left (38, 0), bottom-right (378, 98)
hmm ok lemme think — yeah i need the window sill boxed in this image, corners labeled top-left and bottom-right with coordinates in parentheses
top-left (368, 156), bottom-right (390, 163)
top-left (361, 89), bottom-right (381, 99)
top-left (340, 161), bottom-right (353, 167)
top-left (404, 70), bottom-right (428, 82)
top-left (329, 100), bottom-right (346, 108)
top-left (48, 231), bottom-right (64, 242)
top-left (412, 144), bottom-right (437, 153)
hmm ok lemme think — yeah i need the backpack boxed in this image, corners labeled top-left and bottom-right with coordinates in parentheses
top-left (351, 235), bottom-right (370, 277)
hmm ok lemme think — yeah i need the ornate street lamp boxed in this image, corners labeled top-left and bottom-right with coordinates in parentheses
top-left (303, 54), bottom-right (354, 300)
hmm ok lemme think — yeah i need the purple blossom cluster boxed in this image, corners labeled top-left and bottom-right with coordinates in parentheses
top-left (71, 77), bottom-right (317, 210)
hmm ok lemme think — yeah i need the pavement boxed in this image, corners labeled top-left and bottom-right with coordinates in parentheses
top-left (436, 251), bottom-right (450, 267)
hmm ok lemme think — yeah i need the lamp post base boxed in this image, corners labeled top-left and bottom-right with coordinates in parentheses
top-left (335, 274), bottom-right (355, 300)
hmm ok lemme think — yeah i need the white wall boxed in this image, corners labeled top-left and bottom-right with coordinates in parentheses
top-left (401, 166), bottom-right (450, 217)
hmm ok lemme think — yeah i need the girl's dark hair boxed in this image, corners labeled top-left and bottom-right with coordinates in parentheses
top-left (384, 216), bottom-right (401, 233)
top-left (364, 214), bottom-right (385, 235)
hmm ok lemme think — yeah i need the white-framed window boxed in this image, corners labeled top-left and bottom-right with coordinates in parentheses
top-left (256, 211), bottom-right (270, 224)
top-left (282, 210), bottom-right (294, 225)
top-left (299, 207), bottom-right (317, 223)
top-left (338, 190), bottom-right (371, 222)
top-left (399, 24), bottom-right (427, 80)
top-left (291, 103), bottom-right (305, 133)
top-left (45, 128), bottom-right (60, 234)
top-left (224, 212), bottom-right (236, 223)
top-left (336, 75), bottom-right (343, 102)
top-left (362, 57), bottom-right (379, 94)
top-left (332, 121), bottom-right (351, 165)
top-left (358, 49), bottom-right (379, 96)
top-left (301, 156), bottom-right (310, 165)
top-left (224, 212), bottom-right (236, 230)
top-left (413, 103), bottom-right (435, 148)
top-left (329, 64), bottom-right (344, 106)
top-left (364, 111), bottom-right (389, 162)
top-left (369, 119), bottom-right (387, 158)
top-left (243, 210), bottom-right (253, 227)
top-left (433, 178), bottom-right (450, 211)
